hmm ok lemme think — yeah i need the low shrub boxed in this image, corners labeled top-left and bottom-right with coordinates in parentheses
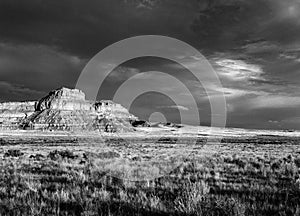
top-left (4, 149), bottom-right (24, 157)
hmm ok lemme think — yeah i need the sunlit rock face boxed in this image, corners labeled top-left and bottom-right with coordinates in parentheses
top-left (0, 101), bottom-right (35, 129)
top-left (0, 87), bottom-right (139, 132)
top-left (94, 100), bottom-right (138, 121)
top-left (92, 100), bottom-right (138, 132)
top-left (35, 87), bottom-right (91, 111)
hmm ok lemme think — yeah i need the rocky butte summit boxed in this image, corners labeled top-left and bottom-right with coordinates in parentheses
top-left (0, 87), bottom-right (139, 132)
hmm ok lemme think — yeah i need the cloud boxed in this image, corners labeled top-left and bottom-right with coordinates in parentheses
top-left (0, 0), bottom-right (199, 57)
top-left (158, 105), bottom-right (189, 111)
top-left (0, 81), bottom-right (45, 102)
top-left (268, 120), bottom-right (279, 124)
top-left (282, 117), bottom-right (300, 124)
top-left (278, 48), bottom-right (300, 63)
top-left (0, 42), bottom-right (86, 98)
top-left (107, 66), bottom-right (140, 82)
top-left (214, 58), bottom-right (264, 81)
top-left (242, 40), bottom-right (280, 54)
top-left (248, 95), bottom-right (300, 109)
top-left (128, 0), bottom-right (159, 9)
top-left (0, 0), bottom-right (299, 130)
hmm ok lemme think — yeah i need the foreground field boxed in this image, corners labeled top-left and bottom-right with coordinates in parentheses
top-left (0, 128), bottom-right (300, 215)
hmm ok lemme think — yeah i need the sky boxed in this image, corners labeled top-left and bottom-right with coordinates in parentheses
top-left (0, 0), bottom-right (300, 130)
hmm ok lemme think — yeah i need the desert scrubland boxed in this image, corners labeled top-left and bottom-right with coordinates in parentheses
top-left (0, 127), bottom-right (300, 216)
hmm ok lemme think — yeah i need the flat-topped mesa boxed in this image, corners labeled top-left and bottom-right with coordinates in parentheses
top-left (35, 87), bottom-right (91, 111)
top-left (0, 87), bottom-right (141, 132)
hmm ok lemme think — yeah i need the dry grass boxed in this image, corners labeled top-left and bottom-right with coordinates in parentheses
top-left (0, 134), bottom-right (299, 215)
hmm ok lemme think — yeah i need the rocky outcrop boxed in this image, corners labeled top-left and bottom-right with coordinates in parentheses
top-left (92, 100), bottom-right (138, 132)
top-left (93, 100), bottom-right (138, 121)
top-left (35, 87), bottom-right (90, 111)
top-left (0, 87), bottom-right (138, 132)
top-left (0, 101), bottom-right (35, 129)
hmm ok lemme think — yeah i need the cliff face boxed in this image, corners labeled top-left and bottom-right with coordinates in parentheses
top-left (0, 101), bottom-right (35, 129)
top-left (35, 87), bottom-right (90, 111)
top-left (0, 87), bottom-right (138, 132)
top-left (94, 100), bottom-right (137, 121)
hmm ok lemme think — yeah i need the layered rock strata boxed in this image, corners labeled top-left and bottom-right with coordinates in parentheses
top-left (0, 101), bottom-right (35, 129)
top-left (0, 87), bottom-right (138, 132)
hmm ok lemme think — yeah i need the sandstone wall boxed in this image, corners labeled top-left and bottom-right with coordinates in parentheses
top-left (0, 101), bottom-right (35, 129)
top-left (0, 87), bottom-right (139, 132)
top-left (35, 87), bottom-right (90, 111)
top-left (94, 100), bottom-right (138, 121)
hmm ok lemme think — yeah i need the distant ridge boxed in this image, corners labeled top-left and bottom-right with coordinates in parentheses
top-left (0, 87), bottom-right (139, 132)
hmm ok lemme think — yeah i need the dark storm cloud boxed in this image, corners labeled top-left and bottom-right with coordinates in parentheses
top-left (0, 42), bottom-right (86, 100)
top-left (189, 0), bottom-right (300, 129)
top-left (191, 0), bottom-right (300, 51)
top-left (0, 81), bottom-right (45, 102)
top-left (0, 0), bottom-right (299, 129)
top-left (0, 0), bottom-right (299, 55)
top-left (0, 0), bottom-right (199, 57)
